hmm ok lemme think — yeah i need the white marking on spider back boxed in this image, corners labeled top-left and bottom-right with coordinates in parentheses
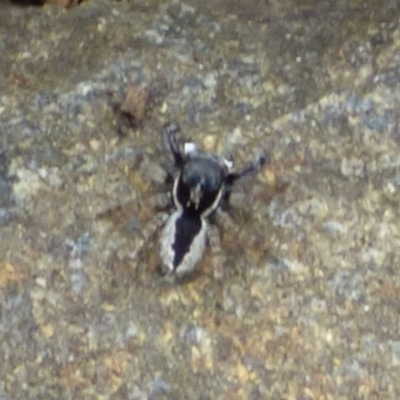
top-left (201, 183), bottom-right (224, 218)
top-left (172, 174), bottom-right (183, 210)
top-left (159, 210), bottom-right (207, 278)
top-left (223, 158), bottom-right (233, 170)
top-left (184, 142), bottom-right (197, 154)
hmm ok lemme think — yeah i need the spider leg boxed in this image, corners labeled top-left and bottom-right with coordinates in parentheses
top-left (96, 191), bottom-right (172, 223)
top-left (162, 122), bottom-right (183, 167)
top-left (207, 223), bottom-right (226, 281)
top-left (130, 211), bottom-right (169, 277)
top-left (140, 157), bottom-right (171, 185)
top-left (214, 208), bottom-right (259, 253)
top-left (214, 208), bottom-right (246, 242)
top-left (226, 153), bottom-right (267, 185)
top-left (144, 192), bottom-right (172, 211)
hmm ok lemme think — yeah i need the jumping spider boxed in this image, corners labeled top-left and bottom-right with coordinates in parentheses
top-left (135, 122), bottom-right (267, 279)
top-left (99, 122), bottom-right (268, 280)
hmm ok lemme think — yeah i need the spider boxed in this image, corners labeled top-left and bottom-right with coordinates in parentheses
top-left (144, 122), bottom-right (267, 279)
top-left (99, 122), bottom-right (267, 280)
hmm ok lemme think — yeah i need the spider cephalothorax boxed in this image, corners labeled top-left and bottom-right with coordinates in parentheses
top-left (159, 122), bottom-right (266, 278)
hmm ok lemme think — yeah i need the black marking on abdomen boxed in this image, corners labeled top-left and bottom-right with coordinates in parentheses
top-left (172, 211), bottom-right (202, 268)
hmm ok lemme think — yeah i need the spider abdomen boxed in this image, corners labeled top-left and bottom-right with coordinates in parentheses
top-left (159, 210), bottom-right (207, 277)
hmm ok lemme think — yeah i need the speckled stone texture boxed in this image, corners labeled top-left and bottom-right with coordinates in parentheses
top-left (1, 0), bottom-right (400, 399)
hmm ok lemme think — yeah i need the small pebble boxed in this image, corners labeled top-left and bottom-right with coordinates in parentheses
top-left (202, 134), bottom-right (218, 151)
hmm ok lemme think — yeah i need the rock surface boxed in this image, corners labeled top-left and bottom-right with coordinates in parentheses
top-left (1, 0), bottom-right (400, 398)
